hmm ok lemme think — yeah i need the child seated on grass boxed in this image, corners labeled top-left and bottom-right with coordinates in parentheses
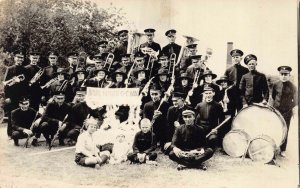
top-left (109, 132), bottom-right (131, 164)
top-left (75, 117), bottom-right (110, 168)
top-left (127, 118), bottom-right (158, 165)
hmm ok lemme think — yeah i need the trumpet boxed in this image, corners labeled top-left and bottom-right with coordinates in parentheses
top-left (168, 53), bottom-right (176, 75)
top-left (3, 74), bottom-right (25, 86)
top-left (103, 53), bottom-right (115, 69)
top-left (41, 77), bottom-right (59, 89)
top-left (29, 69), bottom-right (44, 86)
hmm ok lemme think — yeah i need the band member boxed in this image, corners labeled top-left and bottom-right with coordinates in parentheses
top-left (11, 97), bottom-right (40, 146)
top-left (271, 66), bottom-right (297, 157)
top-left (189, 70), bottom-right (220, 108)
top-left (224, 49), bottom-right (248, 113)
top-left (39, 91), bottom-right (71, 145)
top-left (161, 29), bottom-right (181, 59)
top-left (143, 84), bottom-right (170, 150)
top-left (127, 118), bottom-right (158, 165)
top-left (186, 55), bottom-right (207, 80)
top-left (75, 117), bottom-right (110, 168)
top-left (216, 75), bottom-right (235, 116)
top-left (168, 108), bottom-right (214, 170)
top-left (174, 72), bottom-right (192, 98)
top-left (131, 68), bottom-right (149, 90)
top-left (110, 69), bottom-right (127, 88)
top-left (157, 54), bottom-right (169, 70)
top-left (67, 52), bottom-right (79, 75)
top-left (165, 92), bottom-right (187, 147)
top-left (179, 44), bottom-right (198, 71)
top-left (140, 28), bottom-right (161, 54)
top-left (70, 67), bottom-right (87, 101)
top-left (4, 49), bottom-right (29, 137)
top-left (97, 41), bottom-right (109, 56)
top-left (195, 86), bottom-right (225, 149)
top-left (40, 51), bottom-right (59, 85)
top-left (86, 54), bottom-right (105, 79)
top-left (25, 50), bottom-right (43, 111)
top-left (153, 68), bottom-right (171, 95)
top-left (86, 68), bottom-right (110, 88)
top-left (114, 29), bottom-right (128, 62)
top-left (49, 68), bottom-right (73, 103)
top-left (132, 52), bottom-right (146, 76)
top-left (117, 54), bottom-right (132, 74)
top-left (65, 88), bottom-right (106, 144)
top-left (239, 54), bottom-right (269, 106)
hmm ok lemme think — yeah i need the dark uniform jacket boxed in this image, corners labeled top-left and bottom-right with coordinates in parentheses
top-left (25, 64), bottom-right (43, 110)
top-left (49, 80), bottom-right (74, 103)
top-left (174, 84), bottom-right (192, 99)
top-left (86, 79), bottom-right (110, 88)
top-left (114, 41), bottom-right (128, 62)
top-left (4, 65), bottom-right (29, 109)
top-left (166, 105), bottom-right (188, 141)
top-left (224, 64), bottom-right (249, 86)
top-left (11, 107), bottom-right (38, 131)
top-left (239, 70), bottom-right (269, 105)
top-left (132, 131), bottom-right (157, 154)
top-left (161, 43), bottom-right (181, 60)
top-left (189, 83), bottom-right (221, 108)
top-left (172, 124), bottom-right (207, 151)
top-left (195, 101), bottom-right (225, 134)
top-left (186, 65), bottom-right (209, 81)
top-left (41, 102), bottom-right (71, 125)
top-left (40, 65), bottom-right (57, 85)
top-left (271, 80), bottom-right (297, 114)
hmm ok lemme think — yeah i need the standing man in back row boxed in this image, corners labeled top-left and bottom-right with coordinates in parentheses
top-left (239, 54), bottom-right (269, 107)
top-left (161, 29), bottom-right (181, 60)
top-left (224, 49), bottom-right (248, 113)
top-left (271, 66), bottom-right (297, 157)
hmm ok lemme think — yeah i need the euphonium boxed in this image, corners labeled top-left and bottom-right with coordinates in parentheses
top-left (3, 74), bottom-right (25, 86)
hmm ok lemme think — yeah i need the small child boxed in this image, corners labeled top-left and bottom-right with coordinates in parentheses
top-left (75, 118), bottom-right (110, 168)
top-left (109, 132), bottom-right (131, 164)
top-left (127, 118), bottom-right (158, 165)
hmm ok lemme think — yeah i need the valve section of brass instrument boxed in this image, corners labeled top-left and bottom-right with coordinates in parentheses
top-left (3, 74), bottom-right (25, 87)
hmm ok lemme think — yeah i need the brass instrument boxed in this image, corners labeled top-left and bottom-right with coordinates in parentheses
top-left (29, 69), bottom-right (44, 86)
top-left (3, 74), bottom-right (25, 86)
top-left (221, 85), bottom-right (233, 112)
top-left (140, 77), bottom-right (155, 97)
top-left (127, 32), bottom-right (144, 55)
top-left (125, 60), bottom-right (137, 88)
top-left (168, 53), bottom-right (176, 75)
top-left (103, 53), bottom-right (115, 69)
top-left (185, 70), bottom-right (200, 105)
top-left (40, 77), bottom-right (59, 89)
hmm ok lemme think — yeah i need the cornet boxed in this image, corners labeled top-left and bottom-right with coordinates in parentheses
top-left (29, 69), bottom-right (44, 86)
top-left (3, 74), bottom-right (25, 86)
top-left (40, 77), bottom-right (59, 89)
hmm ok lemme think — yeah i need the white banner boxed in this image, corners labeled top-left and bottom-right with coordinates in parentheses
top-left (86, 87), bottom-right (141, 108)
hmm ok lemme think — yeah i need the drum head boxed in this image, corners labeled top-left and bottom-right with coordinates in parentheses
top-left (223, 130), bottom-right (250, 157)
top-left (248, 135), bottom-right (276, 164)
top-left (232, 104), bottom-right (287, 146)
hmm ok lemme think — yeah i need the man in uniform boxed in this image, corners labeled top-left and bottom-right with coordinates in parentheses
top-left (11, 97), bottom-right (40, 146)
top-left (161, 29), bottom-right (181, 59)
top-left (239, 54), bottom-right (269, 106)
top-left (25, 50), bottom-right (43, 110)
top-left (39, 91), bottom-right (71, 145)
top-left (271, 66), bottom-right (297, 157)
top-left (67, 52), bottom-right (79, 75)
top-left (4, 49), bottom-right (29, 137)
top-left (168, 108), bottom-right (214, 170)
top-left (195, 86), bottom-right (225, 149)
top-left (224, 49), bottom-right (248, 113)
top-left (114, 29), bottom-right (128, 62)
top-left (174, 72), bottom-right (192, 99)
top-left (186, 55), bottom-right (208, 80)
top-left (179, 44), bottom-right (198, 72)
top-left (97, 41), bottom-right (109, 56)
top-left (70, 67), bottom-right (87, 102)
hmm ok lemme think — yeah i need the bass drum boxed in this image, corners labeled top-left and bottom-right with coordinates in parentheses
top-left (248, 135), bottom-right (277, 164)
top-left (232, 104), bottom-right (287, 147)
top-left (223, 129), bottom-right (250, 157)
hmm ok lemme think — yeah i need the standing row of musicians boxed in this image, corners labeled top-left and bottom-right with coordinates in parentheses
top-left (4, 28), bottom-right (297, 157)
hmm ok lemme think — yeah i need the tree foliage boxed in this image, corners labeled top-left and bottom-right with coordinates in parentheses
top-left (0, 0), bottom-right (128, 60)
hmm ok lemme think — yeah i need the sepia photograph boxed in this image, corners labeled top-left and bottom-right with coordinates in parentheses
top-left (0, 0), bottom-right (298, 187)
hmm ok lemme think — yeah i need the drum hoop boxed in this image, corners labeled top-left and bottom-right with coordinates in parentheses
top-left (232, 104), bottom-right (287, 146)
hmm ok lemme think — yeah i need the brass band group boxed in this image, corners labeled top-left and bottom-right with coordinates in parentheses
top-left (3, 28), bottom-right (297, 170)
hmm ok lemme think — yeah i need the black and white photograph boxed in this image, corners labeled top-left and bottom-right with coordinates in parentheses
top-left (0, 0), bottom-right (298, 187)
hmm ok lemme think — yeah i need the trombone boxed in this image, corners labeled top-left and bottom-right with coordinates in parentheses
top-left (103, 53), bottom-right (115, 69)
top-left (3, 74), bottom-right (25, 87)
top-left (29, 69), bottom-right (44, 86)
top-left (185, 70), bottom-right (200, 105)
top-left (168, 53), bottom-right (176, 75)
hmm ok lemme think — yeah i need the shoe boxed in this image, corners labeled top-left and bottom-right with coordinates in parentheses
top-left (198, 164), bottom-right (207, 171)
top-left (177, 164), bottom-right (187, 171)
top-left (13, 138), bottom-right (19, 146)
top-left (145, 160), bottom-right (158, 166)
top-left (31, 138), bottom-right (39, 147)
top-left (59, 139), bottom-right (65, 146)
top-left (95, 164), bottom-right (101, 169)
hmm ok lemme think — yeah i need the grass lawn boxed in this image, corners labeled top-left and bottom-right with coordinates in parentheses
top-left (0, 116), bottom-right (298, 188)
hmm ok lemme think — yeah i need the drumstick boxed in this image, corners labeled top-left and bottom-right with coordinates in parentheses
top-left (206, 116), bottom-right (231, 138)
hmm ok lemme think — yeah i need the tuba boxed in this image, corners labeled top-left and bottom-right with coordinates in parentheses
top-left (127, 32), bottom-right (144, 55)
